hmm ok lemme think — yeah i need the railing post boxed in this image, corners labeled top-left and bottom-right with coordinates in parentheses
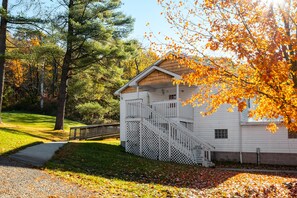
top-left (168, 123), bottom-right (171, 161)
top-left (158, 134), bottom-right (161, 161)
top-left (69, 128), bottom-right (72, 140)
top-left (139, 102), bottom-right (142, 156)
top-left (126, 102), bottom-right (129, 118)
top-left (176, 84), bottom-right (180, 118)
top-left (79, 129), bottom-right (82, 140)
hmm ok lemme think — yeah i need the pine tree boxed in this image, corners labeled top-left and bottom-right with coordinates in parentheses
top-left (53, 0), bottom-right (134, 130)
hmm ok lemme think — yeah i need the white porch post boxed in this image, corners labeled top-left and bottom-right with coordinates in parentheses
top-left (176, 84), bottom-right (180, 118)
top-left (139, 103), bottom-right (142, 156)
top-left (168, 123), bottom-right (171, 160)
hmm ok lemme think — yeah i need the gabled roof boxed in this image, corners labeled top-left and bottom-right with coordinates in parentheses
top-left (114, 52), bottom-right (180, 96)
top-left (129, 66), bottom-right (181, 86)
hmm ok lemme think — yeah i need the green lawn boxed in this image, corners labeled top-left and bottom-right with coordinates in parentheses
top-left (0, 112), bottom-right (84, 155)
top-left (46, 139), bottom-right (297, 197)
top-left (1, 112), bottom-right (296, 197)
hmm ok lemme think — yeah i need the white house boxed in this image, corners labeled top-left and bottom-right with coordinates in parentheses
top-left (115, 54), bottom-right (297, 167)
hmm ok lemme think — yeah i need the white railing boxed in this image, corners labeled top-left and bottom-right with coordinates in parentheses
top-left (151, 100), bottom-right (194, 120)
top-left (152, 100), bottom-right (177, 118)
top-left (126, 99), bottom-right (142, 119)
top-left (125, 100), bottom-right (214, 166)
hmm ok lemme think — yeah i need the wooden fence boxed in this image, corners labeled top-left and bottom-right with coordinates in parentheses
top-left (69, 123), bottom-right (120, 140)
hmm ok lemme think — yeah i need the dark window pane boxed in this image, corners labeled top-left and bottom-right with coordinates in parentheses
top-left (288, 130), bottom-right (297, 139)
top-left (215, 129), bottom-right (228, 139)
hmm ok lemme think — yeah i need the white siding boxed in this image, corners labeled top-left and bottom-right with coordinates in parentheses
top-left (148, 88), bottom-right (167, 103)
top-left (120, 88), bottom-right (297, 155)
top-left (242, 125), bottom-right (297, 153)
top-left (119, 94), bottom-right (126, 142)
top-left (179, 86), bottom-right (196, 100)
top-left (148, 86), bottom-right (196, 103)
top-left (194, 105), bottom-right (241, 152)
top-left (120, 91), bottom-right (148, 142)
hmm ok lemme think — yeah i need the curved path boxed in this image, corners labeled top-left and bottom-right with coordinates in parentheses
top-left (0, 143), bottom-right (100, 198)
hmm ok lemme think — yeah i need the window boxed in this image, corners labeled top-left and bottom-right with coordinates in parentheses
top-left (215, 129), bottom-right (228, 139)
top-left (168, 94), bottom-right (176, 108)
top-left (169, 94), bottom-right (176, 100)
top-left (288, 130), bottom-right (297, 139)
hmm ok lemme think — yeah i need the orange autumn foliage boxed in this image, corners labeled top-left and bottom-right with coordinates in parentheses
top-left (30, 37), bottom-right (40, 46)
top-left (152, 0), bottom-right (297, 132)
top-left (8, 60), bottom-right (25, 88)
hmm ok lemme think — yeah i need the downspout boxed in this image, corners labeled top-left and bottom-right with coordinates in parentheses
top-left (239, 111), bottom-right (243, 164)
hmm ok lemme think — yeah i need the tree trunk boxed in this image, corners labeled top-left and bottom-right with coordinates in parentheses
top-left (54, 0), bottom-right (73, 130)
top-left (54, 57), bottom-right (70, 130)
top-left (135, 58), bottom-right (140, 75)
top-left (0, 0), bottom-right (8, 123)
top-left (40, 61), bottom-right (45, 110)
top-left (51, 59), bottom-right (58, 98)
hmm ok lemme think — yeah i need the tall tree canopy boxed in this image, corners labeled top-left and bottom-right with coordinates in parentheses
top-left (0, 0), bottom-right (44, 121)
top-left (52, 0), bottom-right (134, 130)
top-left (153, 0), bottom-right (297, 132)
top-left (121, 40), bottom-right (159, 80)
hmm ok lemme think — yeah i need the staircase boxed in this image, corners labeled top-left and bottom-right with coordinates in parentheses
top-left (125, 100), bottom-right (215, 167)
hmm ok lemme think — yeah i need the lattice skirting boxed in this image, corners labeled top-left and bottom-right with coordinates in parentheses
top-left (170, 146), bottom-right (194, 165)
top-left (126, 121), bottom-right (140, 156)
top-left (126, 120), bottom-right (196, 165)
top-left (142, 123), bottom-right (159, 160)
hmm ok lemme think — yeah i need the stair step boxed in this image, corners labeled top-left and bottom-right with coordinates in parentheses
top-left (126, 102), bottom-right (214, 167)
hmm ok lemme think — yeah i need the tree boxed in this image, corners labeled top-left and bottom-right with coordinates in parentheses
top-left (53, 0), bottom-right (134, 130)
top-left (67, 59), bottom-right (125, 124)
top-left (0, 0), bottom-right (8, 123)
top-left (0, 0), bottom-right (44, 121)
top-left (121, 40), bottom-right (159, 80)
top-left (4, 29), bottom-right (64, 113)
top-left (153, 0), bottom-right (297, 132)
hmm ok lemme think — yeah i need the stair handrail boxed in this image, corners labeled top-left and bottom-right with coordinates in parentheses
top-left (170, 122), bottom-right (215, 150)
top-left (140, 103), bottom-right (215, 151)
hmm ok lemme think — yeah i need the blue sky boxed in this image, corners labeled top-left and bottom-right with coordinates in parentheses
top-left (121, 0), bottom-right (171, 47)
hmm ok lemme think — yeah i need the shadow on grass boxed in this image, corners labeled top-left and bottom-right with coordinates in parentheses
top-left (0, 126), bottom-right (67, 142)
top-left (37, 130), bottom-right (69, 141)
top-left (46, 141), bottom-right (242, 190)
top-left (3, 112), bottom-right (55, 124)
top-left (3, 112), bottom-right (82, 127)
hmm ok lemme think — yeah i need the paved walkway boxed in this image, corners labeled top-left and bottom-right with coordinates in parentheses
top-left (10, 142), bottom-right (67, 167)
top-left (0, 142), bottom-right (101, 197)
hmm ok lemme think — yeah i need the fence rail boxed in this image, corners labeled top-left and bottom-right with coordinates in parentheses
top-left (69, 123), bottom-right (120, 140)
